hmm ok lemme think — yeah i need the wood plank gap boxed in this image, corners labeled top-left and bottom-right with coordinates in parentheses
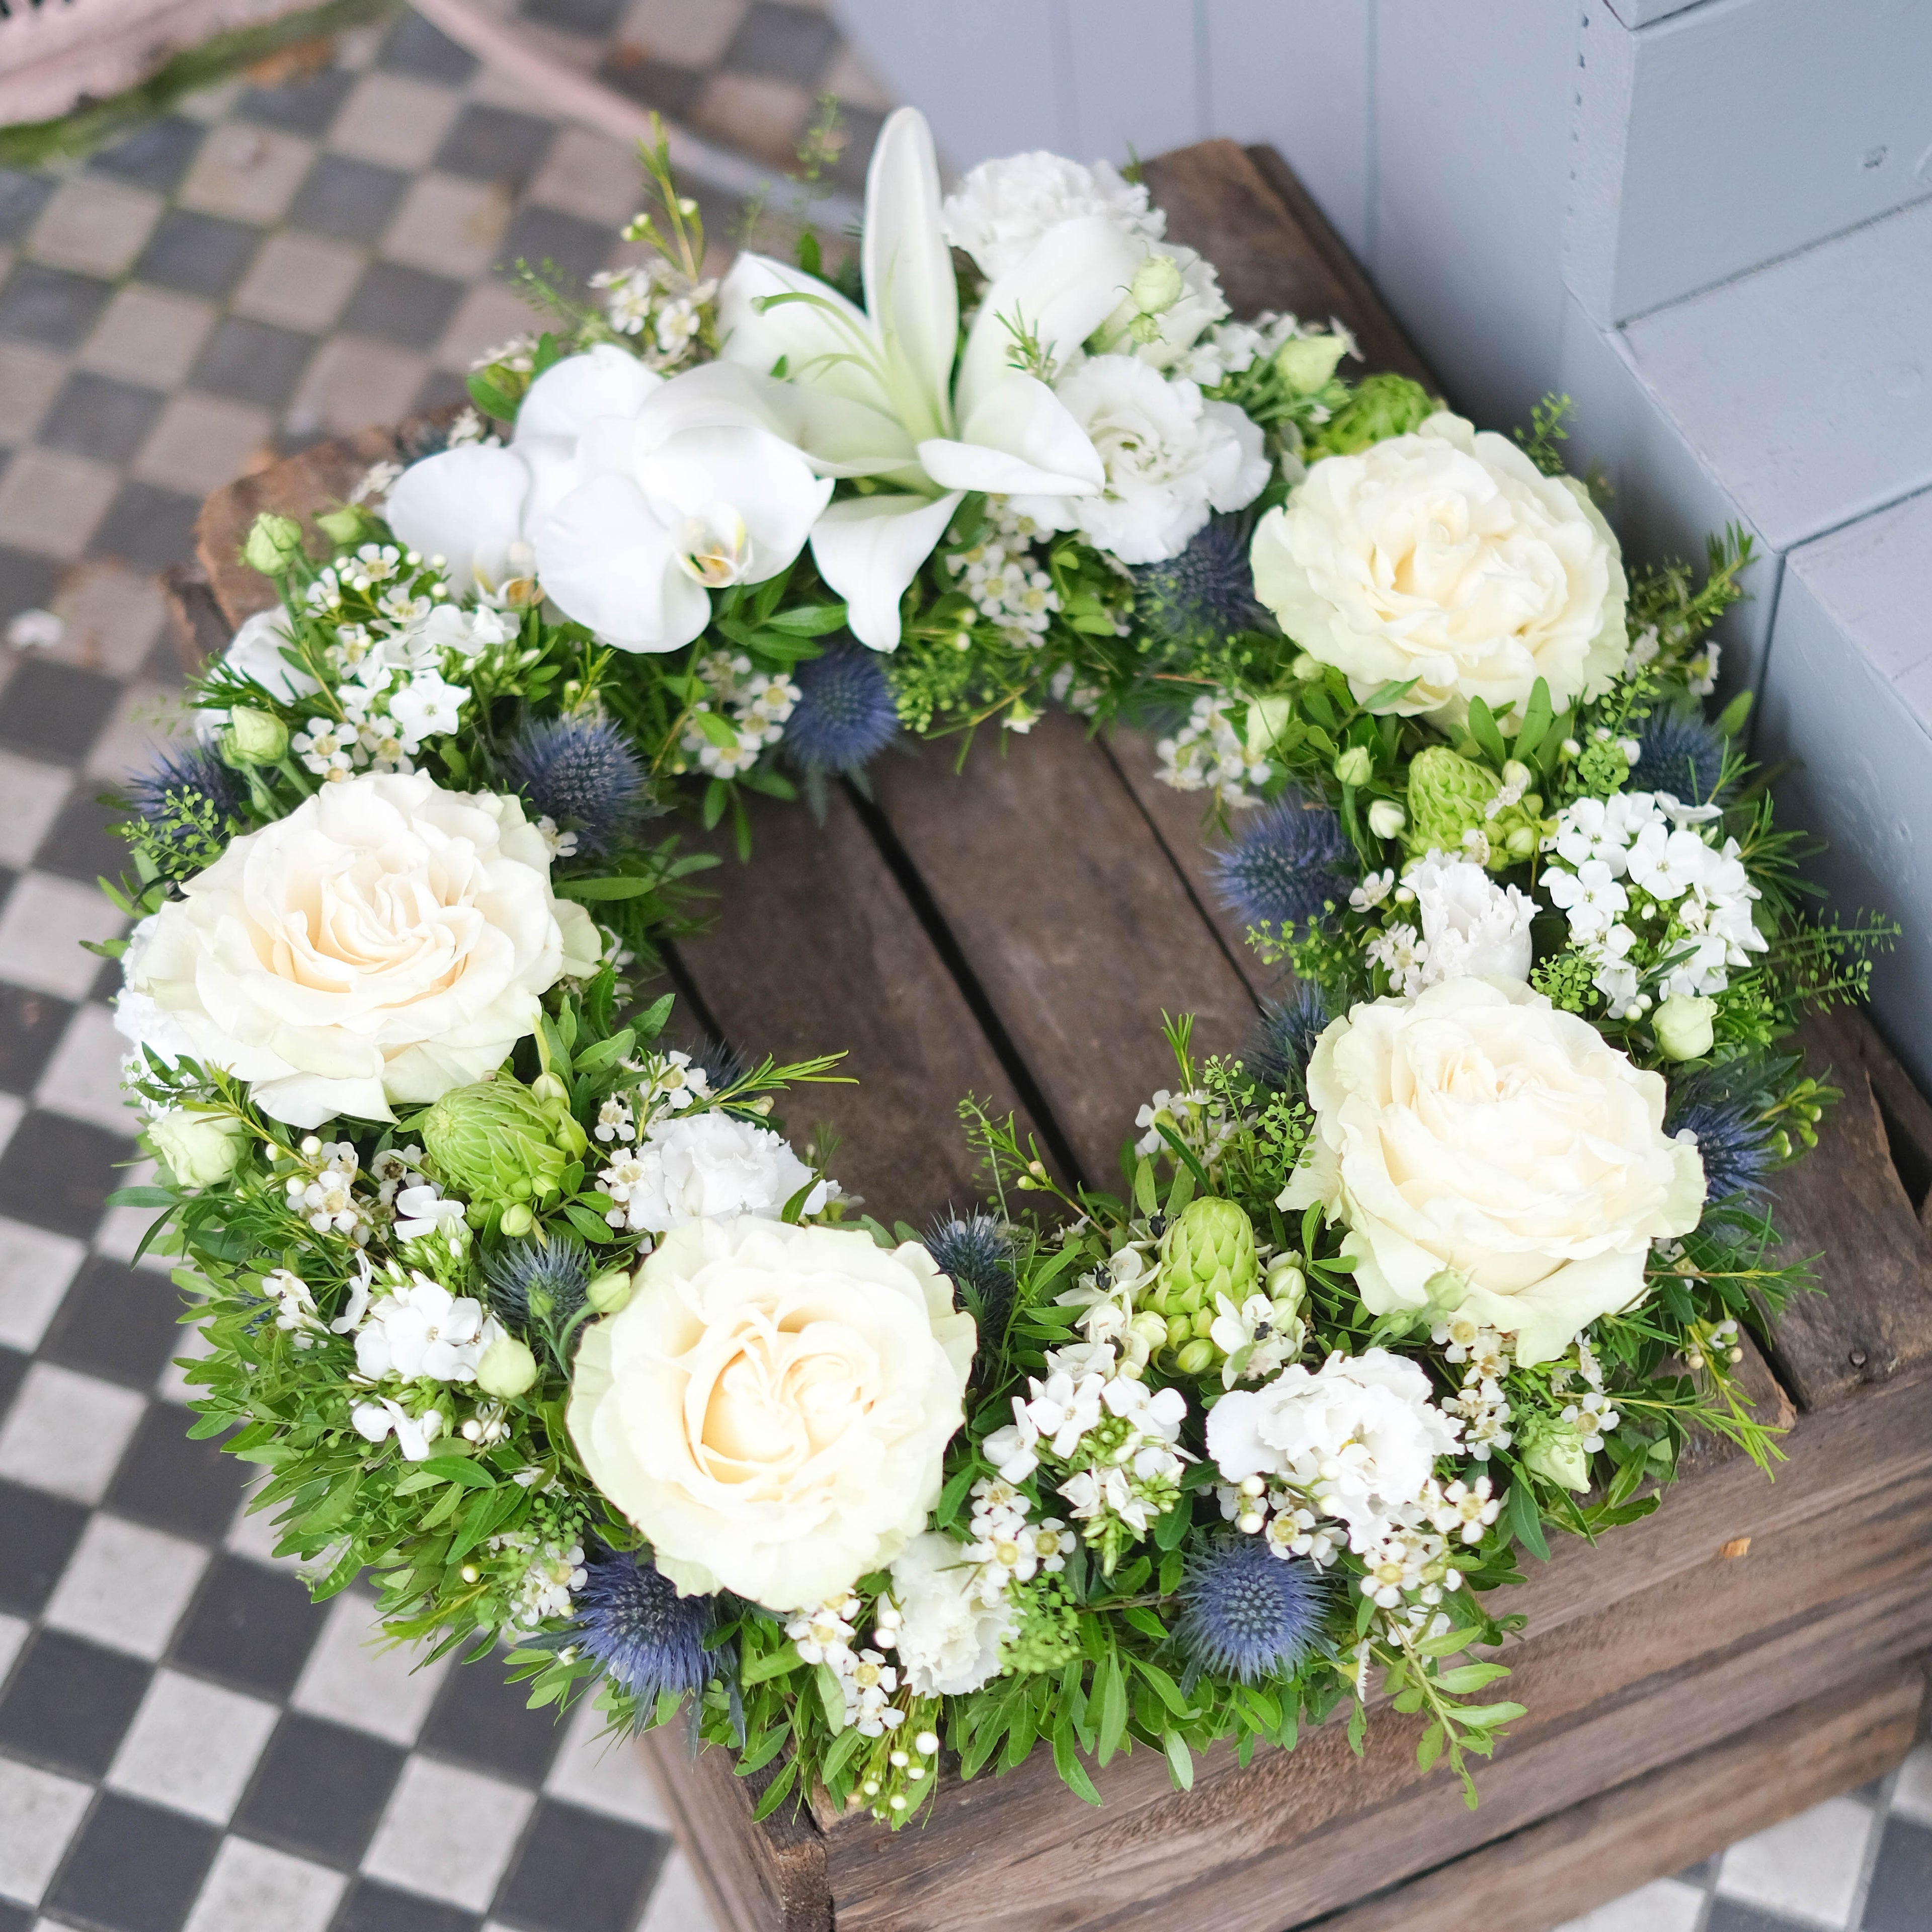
top-left (656, 939), bottom-right (729, 1056)
top-left (840, 776), bottom-right (1090, 1192)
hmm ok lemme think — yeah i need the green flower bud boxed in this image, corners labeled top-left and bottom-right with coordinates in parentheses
top-left (1174, 1337), bottom-right (1218, 1377)
top-left (1367, 799), bottom-right (1406, 840)
top-left (1264, 1260), bottom-right (1306, 1310)
top-left (1421, 1268), bottom-right (1468, 1320)
top-left (149, 1109), bottom-right (248, 1188)
top-left (314, 507), bottom-right (364, 546)
top-left (1334, 745), bottom-right (1374, 787)
top-left (529, 1072), bottom-right (570, 1109)
top-left (475, 1334), bottom-right (538, 1399)
top-left (1129, 1310), bottom-right (1170, 1354)
top-left (420, 1078), bottom-right (570, 1206)
top-left (224, 706), bottom-right (289, 766)
top-left (499, 1202), bottom-right (534, 1237)
top-left (586, 1268), bottom-right (634, 1315)
top-left (1273, 332), bottom-right (1351, 394)
top-left (1519, 1416), bottom-right (1592, 1493)
top-left (242, 512), bottom-right (306, 577)
top-left (1129, 251), bottom-right (1185, 315)
top-left (1405, 746), bottom-right (1499, 857)
top-left (1160, 1197), bottom-right (1259, 1319)
top-left (1506, 825), bottom-right (1537, 857)
top-left (1306, 372), bottom-right (1434, 458)
top-left (1165, 1312), bottom-right (1192, 1351)
top-left (1654, 993), bottom-right (1717, 1062)
top-left (1244, 692), bottom-right (1294, 760)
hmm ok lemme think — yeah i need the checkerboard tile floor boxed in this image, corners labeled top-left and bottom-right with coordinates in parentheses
top-left (1, 7), bottom-right (1927, 1930)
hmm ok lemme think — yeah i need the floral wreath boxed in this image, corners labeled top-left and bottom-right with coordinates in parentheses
top-left (105, 110), bottom-right (1889, 1823)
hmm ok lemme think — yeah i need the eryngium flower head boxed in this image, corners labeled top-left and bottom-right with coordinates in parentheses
top-left (1175, 1536), bottom-right (1326, 1682)
top-left (784, 641), bottom-right (900, 775)
top-left (482, 1232), bottom-right (589, 1330)
top-left (1665, 1079), bottom-right (1780, 1204)
top-left (1245, 986), bottom-right (1329, 1097)
top-left (421, 1078), bottom-right (569, 1204)
top-left (1212, 790), bottom-right (1351, 930)
top-left (1630, 706), bottom-right (1728, 804)
top-left (500, 715), bottom-right (647, 859)
top-left (1134, 514), bottom-right (1268, 653)
top-left (1156, 1197), bottom-right (1258, 1317)
top-left (570, 1547), bottom-right (718, 1705)
top-left (123, 746), bottom-right (246, 879)
top-left (925, 1211), bottom-right (1016, 1354)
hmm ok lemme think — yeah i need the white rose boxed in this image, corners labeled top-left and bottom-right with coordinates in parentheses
top-left (125, 770), bottom-right (601, 1129)
top-left (600, 1112), bottom-right (826, 1235)
top-left (1016, 357), bottom-right (1267, 565)
top-left (1208, 1349), bottom-right (1461, 1547)
top-left (1281, 978), bottom-right (1704, 1365)
top-left (1407, 852), bottom-right (1535, 987)
top-left (889, 1533), bottom-right (1014, 1696)
top-left (1250, 412), bottom-right (1628, 725)
top-left (147, 1108), bottom-right (249, 1187)
top-left (940, 151), bottom-right (1165, 283)
top-left (567, 1218), bottom-right (976, 1612)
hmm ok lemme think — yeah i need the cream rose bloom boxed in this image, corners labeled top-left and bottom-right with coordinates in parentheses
top-left (122, 770), bottom-right (599, 1129)
top-left (1280, 978), bottom-right (1703, 1365)
top-left (1250, 412), bottom-right (1627, 724)
top-left (568, 1217), bottom-right (976, 1612)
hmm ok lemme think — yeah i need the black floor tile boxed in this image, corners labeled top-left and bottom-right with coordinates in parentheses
top-left (108, 1402), bottom-right (243, 1540)
top-left (0, 1344), bottom-right (23, 1429)
top-left (234, 1711), bottom-right (407, 1867)
top-left (93, 478), bottom-right (204, 572)
top-left (134, 208), bottom-right (262, 299)
top-left (0, 658), bottom-right (120, 761)
top-left (36, 371), bottom-right (168, 466)
top-left (0, 1897), bottom-right (30, 1932)
top-left (189, 314), bottom-right (317, 408)
top-left (0, 1107), bottom-right (136, 1238)
top-left (0, 983), bottom-right (76, 1095)
top-left (46, 1791), bottom-right (220, 1932)
top-left (499, 204), bottom-right (611, 288)
top-left (522, 0), bottom-right (625, 36)
top-left (378, 12), bottom-right (480, 84)
top-left (341, 261), bottom-right (465, 350)
top-left (0, 262), bottom-right (114, 348)
top-left (336, 1879), bottom-right (483, 1932)
top-left (236, 65), bottom-right (358, 136)
top-left (171, 1551), bottom-right (322, 1699)
top-left (434, 104), bottom-right (555, 192)
top-left (0, 1628), bottom-right (151, 1777)
top-left (0, 170), bottom-right (55, 246)
top-left (723, 1), bottom-right (840, 83)
top-left (412, 367), bottom-right (471, 415)
top-left (0, 1478), bottom-right (88, 1616)
top-left (1704, 1902), bottom-right (1816, 1932)
top-left (39, 1252), bottom-right (183, 1390)
top-left (422, 1659), bottom-right (565, 1786)
top-left (1865, 1816), bottom-right (1932, 1932)
top-left (33, 784), bottom-right (129, 883)
top-left (289, 153), bottom-right (409, 243)
top-left (89, 115), bottom-right (206, 193)
top-left (493, 1800), bottom-right (667, 1932)
top-left (0, 545), bottom-right (59, 619)
top-left (594, 52), bottom-right (705, 117)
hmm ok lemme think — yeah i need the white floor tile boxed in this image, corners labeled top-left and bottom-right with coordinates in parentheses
top-left (182, 1836), bottom-right (346, 1932)
top-left (0, 1360), bottom-right (145, 1502)
top-left (361, 1756), bottom-right (535, 1911)
top-left (0, 1217), bottom-right (86, 1351)
top-left (1716, 1790), bottom-right (1874, 1927)
top-left (1553, 1875), bottom-right (1707, 1932)
top-left (542, 1696), bottom-right (670, 1831)
top-left (0, 1094), bottom-right (27, 1165)
top-left (223, 1480), bottom-right (301, 1569)
top-left (109, 1669), bottom-right (279, 1823)
top-left (636, 1848), bottom-right (722, 1932)
top-left (42, 1512), bottom-right (209, 1660)
top-left (0, 872), bottom-right (126, 1000)
top-left (0, 1756), bottom-right (93, 1907)
top-left (36, 1002), bottom-right (140, 1135)
top-left (291, 1590), bottom-right (450, 1745)
top-left (0, 754), bottom-right (70, 870)
top-left (91, 1156), bottom-right (178, 1272)
top-left (155, 1315), bottom-right (216, 1405)
top-left (1893, 1740), bottom-right (1932, 1826)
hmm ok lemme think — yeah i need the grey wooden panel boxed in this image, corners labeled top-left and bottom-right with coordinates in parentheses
top-left (1571, 0), bottom-right (1932, 328)
top-left (1604, 0), bottom-right (1716, 22)
top-left (1060, 0), bottom-right (1206, 165)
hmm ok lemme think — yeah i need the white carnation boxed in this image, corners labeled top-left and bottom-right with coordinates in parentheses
top-left (889, 1533), bottom-right (1014, 1696)
top-left (1407, 852), bottom-right (1535, 988)
top-left (598, 1111), bottom-right (827, 1236)
top-left (941, 151), bottom-right (1164, 283)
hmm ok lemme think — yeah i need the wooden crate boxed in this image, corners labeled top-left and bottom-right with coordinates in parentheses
top-left (168, 141), bottom-right (1932, 1932)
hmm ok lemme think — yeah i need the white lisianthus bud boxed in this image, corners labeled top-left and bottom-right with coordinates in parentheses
top-left (1273, 333), bottom-right (1350, 394)
top-left (1129, 251), bottom-right (1185, 315)
top-left (148, 1109), bottom-right (249, 1188)
top-left (225, 706), bottom-right (289, 765)
top-left (586, 1268), bottom-right (635, 1315)
top-left (1653, 993), bottom-right (1717, 1062)
top-left (1501, 759), bottom-right (1533, 790)
top-left (475, 1334), bottom-right (539, 1398)
top-left (1334, 746), bottom-right (1373, 786)
top-left (1367, 799), bottom-right (1406, 839)
top-left (1244, 693), bottom-right (1294, 759)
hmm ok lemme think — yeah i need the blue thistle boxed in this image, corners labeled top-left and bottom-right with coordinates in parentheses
top-left (784, 641), bottom-right (900, 776)
top-left (1133, 514), bottom-right (1269, 654)
top-left (571, 1548), bottom-right (719, 1702)
top-left (481, 1233), bottom-right (589, 1331)
top-left (680, 1035), bottom-right (751, 1094)
top-left (500, 715), bottom-right (647, 859)
top-left (1245, 986), bottom-right (1330, 1096)
top-left (121, 745), bottom-right (246, 878)
top-left (1629, 707), bottom-right (1728, 804)
top-left (925, 1212), bottom-right (1017, 1361)
top-left (1175, 1538), bottom-right (1327, 1683)
top-left (1666, 1096), bottom-right (1779, 1204)
top-left (1212, 791), bottom-right (1352, 931)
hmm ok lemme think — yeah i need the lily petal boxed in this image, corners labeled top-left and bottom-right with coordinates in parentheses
top-left (717, 252), bottom-right (892, 419)
top-left (810, 491), bottom-right (963, 652)
top-left (385, 444), bottom-right (532, 593)
top-left (536, 474), bottom-right (712, 652)
top-left (919, 370), bottom-right (1103, 497)
top-left (862, 108), bottom-right (958, 446)
top-left (515, 345), bottom-right (661, 443)
top-left (629, 426), bottom-right (833, 582)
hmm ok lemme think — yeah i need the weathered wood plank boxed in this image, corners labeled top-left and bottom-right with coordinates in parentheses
top-left (159, 561), bottom-right (230, 676)
top-left (866, 714), bottom-right (1261, 1189)
top-left (1311, 1664), bottom-right (1925, 1932)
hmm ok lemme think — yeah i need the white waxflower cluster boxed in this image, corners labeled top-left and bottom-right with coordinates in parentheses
top-left (1549, 1335), bottom-right (1622, 1450)
top-left (678, 650), bottom-right (801, 779)
top-left (588, 260), bottom-right (715, 369)
top-left (1154, 690), bottom-right (1272, 808)
top-left (944, 500), bottom-right (1063, 646)
top-left (959, 1477), bottom-right (1070, 1606)
top-left (1174, 310), bottom-right (1333, 390)
top-left (263, 1268), bottom-right (327, 1349)
top-left (785, 1595), bottom-right (905, 1737)
top-left (1542, 789), bottom-right (1766, 1017)
top-left (1629, 621), bottom-right (1721, 698)
top-left (1431, 1314), bottom-right (1514, 1461)
top-left (469, 335), bottom-right (537, 374)
top-left (1133, 1082), bottom-right (1240, 1165)
top-left (285, 1137), bottom-right (365, 1238)
top-left (491, 1530), bottom-right (588, 1629)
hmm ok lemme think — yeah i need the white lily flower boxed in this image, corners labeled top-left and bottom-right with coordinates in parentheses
top-left (696, 108), bottom-right (1143, 649)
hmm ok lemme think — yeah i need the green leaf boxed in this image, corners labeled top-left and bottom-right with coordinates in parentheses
top-left (1051, 1718), bottom-right (1102, 1806)
top-left (419, 1456), bottom-right (494, 1490)
top-left (750, 1759), bottom-right (799, 1820)
top-left (572, 1028), bottom-right (637, 1071)
top-left (1095, 1653), bottom-right (1128, 1765)
top-left (1467, 695), bottom-right (1509, 767)
top-left (1433, 1661), bottom-right (1512, 1693)
top-left (701, 779), bottom-right (728, 831)
top-left (933, 1459), bottom-right (978, 1531)
top-left (1164, 1731), bottom-right (1194, 1791)
top-left (107, 1185), bottom-right (178, 1209)
top-left (1416, 1721), bottom-right (1445, 1773)
top-left (815, 1661), bottom-right (848, 1733)
top-left (1713, 690), bottom-right (1753, 738)
top-left (740, 1642), bottom-right (806, 1686)
top-left (561, 1204), bottom-right (619, 1245)
top-left (556, 875), bottom-right (659, 901)
top-left (1448, 1702), bottom-right (1527, 1730)
top-left (1353, 675), bottom-right (1421, 715)
top-left (761, 602), bottom-right (848, 636)
top-left (1134, 1660), bottom-right (1189, 1717)
top-left (633, 992), bottom-right (675, 1042)
top-left (1514, 677), bottom-right (1553, 758)
top-left (466, 372), bottom-right (519, 421)
top-left (1155, 1121), bottom-right (1213, 1202)
top-left (1132, 1157), bottom-right (1157, 1219)
top-left (1505, 1481), bottom-right (1550, 1562)
top-left (1153, 1497), bottom-right (1192, 1551)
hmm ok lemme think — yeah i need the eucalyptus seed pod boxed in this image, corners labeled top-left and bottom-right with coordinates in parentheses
top-left (1159, 1197), bottom-right (1259, 1318)
top-left (420, 1078), bottom-right (570, 1205)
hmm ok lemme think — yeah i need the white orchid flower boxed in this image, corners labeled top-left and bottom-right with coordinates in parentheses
top-left (387, 345), bottom-right (660, 599)
top-left (682, 108), bottom-right (1144, 649)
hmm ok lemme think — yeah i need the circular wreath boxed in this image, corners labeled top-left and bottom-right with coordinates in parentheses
top-left (106, 110), bottom-right (1885, 1822)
